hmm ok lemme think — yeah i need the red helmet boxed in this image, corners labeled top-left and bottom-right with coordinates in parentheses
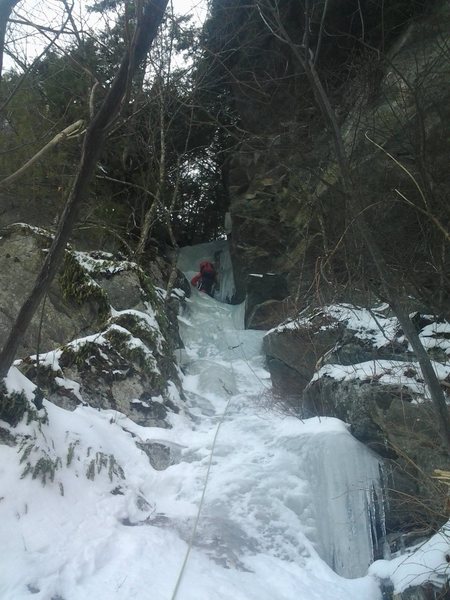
top-left (200, 261), bottom-right (215, 274)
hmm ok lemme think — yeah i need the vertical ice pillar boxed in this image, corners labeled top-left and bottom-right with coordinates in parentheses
top-left (214, 240), bottom-right (236, 304)
top-left (301, 430), bottom-right (383, 578)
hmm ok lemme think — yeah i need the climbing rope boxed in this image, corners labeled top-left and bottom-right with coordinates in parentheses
top-left (169, 297), bottom-right (237, 600)
top-left (170, 285), bottom-right (275, 599)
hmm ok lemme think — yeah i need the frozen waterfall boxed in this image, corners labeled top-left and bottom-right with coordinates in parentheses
top-left (0, 238), bottom-right (385, 600)
top-left (176, 239), bottom-right (384, 587)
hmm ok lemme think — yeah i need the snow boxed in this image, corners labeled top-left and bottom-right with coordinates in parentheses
top-left (74, 250), bottom-right (137, 275)
top-left (54, 376), bottom-right (83, 401)
top-left (0, 239), bottom-right (392, 600)
top-left (4, 365), bottom-right (36, 400)
top-left (107, 323), bottom-right (158, 365)
top-left (22, 304), bottom-right (165, 377)
top-left (111, 307), bottom-right (161, 333)
top-left (267, 304), bottom-right (399, 349)
top-left (271, 302), bottom-right (450, 406)
top-left (312, 359), bottom-right (450, 397)
top-left (420, 322), bottom-right (450, 356)
top-left (370, 525), bottom-right (450, 592)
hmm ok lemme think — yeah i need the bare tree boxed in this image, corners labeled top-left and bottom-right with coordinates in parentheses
top-left (0, 0), bottom-right (169, 379)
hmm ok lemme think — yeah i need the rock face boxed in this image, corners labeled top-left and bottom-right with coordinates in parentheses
top-left (97, 270), bottom-right (146, 311)
top-left (212, 0), bottom-right (450, 320)
top-left (245, 273), bottom-right (290, 329)
top-left (19, 308), bottom-right (183, 429)
top-left (263, 308), bottom-right (347, 390)
top-left (0, 224), bottom-right (105, 358)
top-left (263, 303), bottom-right (450, 538)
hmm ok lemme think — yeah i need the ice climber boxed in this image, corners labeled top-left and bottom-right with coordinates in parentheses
top-left (191, 260), bottom-right (217, 297)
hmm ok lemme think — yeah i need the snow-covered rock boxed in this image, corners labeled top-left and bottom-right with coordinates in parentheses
top-left (17, 304), bottom-right (183, 428)
top-left (264, 302), bottom-right (450, 547)
top-left (0, 237), bottom-right (185, 430)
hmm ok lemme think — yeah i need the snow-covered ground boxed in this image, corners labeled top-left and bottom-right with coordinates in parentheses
top-left (1, 239), bottom-right (447, 599)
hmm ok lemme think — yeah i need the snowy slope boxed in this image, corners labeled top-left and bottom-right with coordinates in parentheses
top-left (0, 240), bottom-right (384, 600)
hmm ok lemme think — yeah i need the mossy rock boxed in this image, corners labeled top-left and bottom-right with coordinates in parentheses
top-left (59, 252), bottom-right (109, 323)
top-left (0, 226), bottom-right (109, 357)
top-left (109, 313), bottom-right (161, 352)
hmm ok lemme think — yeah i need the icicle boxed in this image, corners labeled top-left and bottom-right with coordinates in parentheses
top-left (301, 432), bottom-right (384, 578)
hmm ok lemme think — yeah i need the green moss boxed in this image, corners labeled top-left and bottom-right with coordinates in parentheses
top-left (121, 266), bottom-right (171, 339)
top-left (19, 359), bottom-right (62, 396)
top-left (60, 341), bottom-right (100, 370)
top-left (59, 252), bottom-right (109, 323)
top-left (137, 270), bottom-right (159, 305)
top-left (104, 326), bottom-right (130, 348)
top-left (104, 327), bottom-right (159, 378)
top-left (86, 458), bottom-right (95, 480)
top-left (110, 313), bottom-right (160, 351)
top-left (19, 441), bottom-right (34, 464)
top-left (108, 454), bottom-right (125, 481)
top-left (66, 440), bottom-right (79, 467)
top-left (155, 310), bottom-right (170, 339)
top-left (0, 382), bottom-right (30, 426)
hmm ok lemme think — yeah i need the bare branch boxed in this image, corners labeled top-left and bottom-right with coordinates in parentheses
top-left (0, 119), bottom-right (84, 189)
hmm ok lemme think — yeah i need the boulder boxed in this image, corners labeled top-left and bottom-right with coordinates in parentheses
top-left (0, 224), bottom-right (106, 359)
top-left (243, 271), bottom-right (292, 329)
top-left (97, 270), bottom-right (145, 311)
top-left (137, 440), bottom-right (182, 470)
top-left (246, 298), bottom-right (292, 330)
top-left (263, 308), bottom-right (347, 393)
top-left (9, 245), bottom-right (185, 429)
top-left (263, 303), bottom-right (413, 395)
top-left (19, 308), bottom-right (183, 429)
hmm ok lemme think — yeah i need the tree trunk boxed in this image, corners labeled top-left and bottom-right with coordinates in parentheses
top-left (0, 0), bottom-right (169, 378)
top-left (0, 0), bottom-right (19, 80)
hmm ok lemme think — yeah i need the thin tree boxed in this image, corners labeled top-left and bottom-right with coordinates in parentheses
top-left (0, 0), bottom-right (19, 80)
top-left (0, 0), bottom-right (169, 379)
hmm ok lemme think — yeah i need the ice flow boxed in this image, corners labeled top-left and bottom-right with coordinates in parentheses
top-left (177, 240), bottom-right (384, 581)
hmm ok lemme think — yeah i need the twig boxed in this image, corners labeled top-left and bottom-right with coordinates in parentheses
top-left (0, 120), bottom-right (84, 189)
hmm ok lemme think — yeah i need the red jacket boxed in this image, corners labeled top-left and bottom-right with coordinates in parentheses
top-left (191, 261), bottom-right (216, 291)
